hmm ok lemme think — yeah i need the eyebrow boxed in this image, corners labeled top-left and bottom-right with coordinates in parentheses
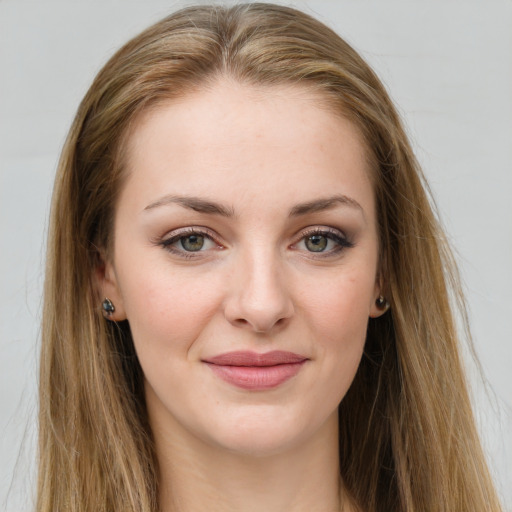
top-left (143, 193), bottom-right (364, 218)
top-left (289, 194), bottom-right (364, 217)
top-left (144, 195), bottom-right (235, 216)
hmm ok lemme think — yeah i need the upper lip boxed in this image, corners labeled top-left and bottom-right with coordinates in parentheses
top-left (203, 350), bottom-right (308, 367)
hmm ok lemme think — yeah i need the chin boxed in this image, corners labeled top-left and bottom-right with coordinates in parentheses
top-left (210, 428), bottom-right (304, 458)
top-left (199, 405), bottom-right (332, 458)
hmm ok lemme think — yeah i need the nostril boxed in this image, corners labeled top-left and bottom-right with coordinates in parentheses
top-left (232, 315), bottom-right (291, 334)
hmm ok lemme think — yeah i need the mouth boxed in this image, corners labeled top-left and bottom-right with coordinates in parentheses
top-left (202, 350), bottom-right (308, 390)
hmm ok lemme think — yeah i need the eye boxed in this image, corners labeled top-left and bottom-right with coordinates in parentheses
top-left (160, 228), bottom-right (221, 257)
top-left (304, 234), bottom-right (329, 252)
top-left (179, 234), bottom-right (207, 252)
top-left (294, 228), bottom-right (354, 256)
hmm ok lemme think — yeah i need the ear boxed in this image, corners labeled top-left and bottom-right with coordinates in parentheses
top-left (94, 251), bottom-right (127, 321)
top-left (369, 277), bottom-right (390, 318)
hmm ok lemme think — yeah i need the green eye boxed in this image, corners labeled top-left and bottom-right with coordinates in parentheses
top-left (160, 228), bottom-right (219, 257)
top-left (180, 234), bottom-right (205, 251)
top-left (305, 234), bottom-right (328, 252)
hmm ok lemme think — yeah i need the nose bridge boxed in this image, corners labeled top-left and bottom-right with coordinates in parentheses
top-left (224, 240), bottom-right (294, 333)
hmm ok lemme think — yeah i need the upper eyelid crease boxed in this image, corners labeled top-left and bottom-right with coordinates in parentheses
top-left (160, 227), bottom-right (218, 244)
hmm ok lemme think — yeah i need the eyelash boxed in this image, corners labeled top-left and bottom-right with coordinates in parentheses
top-left (159, 227), bottom-right (221, 259)
top-left (158, 226), bottom-right (354, 259)
top-left (294, 227), bottom-right (354, 258)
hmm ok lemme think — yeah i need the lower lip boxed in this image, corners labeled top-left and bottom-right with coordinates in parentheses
top-left (205, 361), bottom-right (306, 390)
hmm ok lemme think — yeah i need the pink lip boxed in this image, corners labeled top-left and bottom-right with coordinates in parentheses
top-left (203, 350), bottom-right (308, 390)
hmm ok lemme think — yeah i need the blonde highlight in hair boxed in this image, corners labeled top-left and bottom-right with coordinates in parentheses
top-left (39, 3), bottom-right (502, 511)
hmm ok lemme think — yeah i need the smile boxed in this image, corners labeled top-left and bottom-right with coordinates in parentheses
top-left (202, 350), bottom-right (308, 390)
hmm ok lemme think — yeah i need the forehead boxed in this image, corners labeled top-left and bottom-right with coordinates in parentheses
top-left (119, 79), bottom-right (374, 218)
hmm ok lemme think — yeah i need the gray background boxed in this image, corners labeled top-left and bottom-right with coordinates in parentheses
top-left (1, 1), bottom-right (511, 510)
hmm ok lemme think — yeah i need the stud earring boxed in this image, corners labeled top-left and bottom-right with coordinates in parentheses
top-left (102, 297), bottom-right (115, 317)
top-left (375, 295), bottom-right (390, 312)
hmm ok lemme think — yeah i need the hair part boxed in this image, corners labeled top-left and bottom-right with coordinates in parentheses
top-left (39, 3), bottom-right (502, 511)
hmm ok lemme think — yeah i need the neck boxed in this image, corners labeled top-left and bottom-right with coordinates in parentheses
top-left (152, 412), bottom-right (350, 512)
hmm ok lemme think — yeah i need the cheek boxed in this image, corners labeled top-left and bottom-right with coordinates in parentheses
top-left (299, 267), bottom-right (374, 390)
top-left (320, 292), bottom-right (369, 376)
top-left (115, 258), bottom-right (225, 357)
top-left (304, 269), bottom-right (374, 341)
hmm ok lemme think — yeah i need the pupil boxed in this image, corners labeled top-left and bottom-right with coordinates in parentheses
top-left (181, 235), bottom-right (204, 251)
top-left (306, 235), bottom-right (327, 252)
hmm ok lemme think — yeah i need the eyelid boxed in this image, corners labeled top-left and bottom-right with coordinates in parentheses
top-left (155, 224), bottom-right (353, 259)
top-left (158, 226), bottom-right (224, 257)
top-left (291, 226), bottom-right (354, 255)
top-left (161, 226), bottom-right (220, 242)
top-left (293, 225), bottom-right (348, 243)
top-left (297, 225), bottom-right (346, 239)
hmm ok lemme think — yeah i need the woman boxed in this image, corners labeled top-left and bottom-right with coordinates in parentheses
top-left (38, 3), bottom-right (503, 511)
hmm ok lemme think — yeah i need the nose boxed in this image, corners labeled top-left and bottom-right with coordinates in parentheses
top-left (223, 248), bottom-right (295, 334)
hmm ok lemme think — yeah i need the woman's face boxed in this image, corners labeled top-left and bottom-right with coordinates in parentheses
top-left (102, 80), bottom-right (383, 456)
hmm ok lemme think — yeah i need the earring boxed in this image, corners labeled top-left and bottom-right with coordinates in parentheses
top-left (375, 295), bottom-right (390, 312)
top-left (102, 297), bottom-right (115, 317)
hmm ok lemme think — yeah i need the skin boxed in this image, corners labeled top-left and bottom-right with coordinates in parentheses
top-left (100, 78), bottom-right (385, 512)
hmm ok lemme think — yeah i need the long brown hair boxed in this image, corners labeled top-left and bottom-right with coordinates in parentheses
top-left (38, 3), bottom-right (502, 511)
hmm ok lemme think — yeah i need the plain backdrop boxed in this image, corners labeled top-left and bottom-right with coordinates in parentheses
top-left (1, 1), bottom-right (511, 510)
